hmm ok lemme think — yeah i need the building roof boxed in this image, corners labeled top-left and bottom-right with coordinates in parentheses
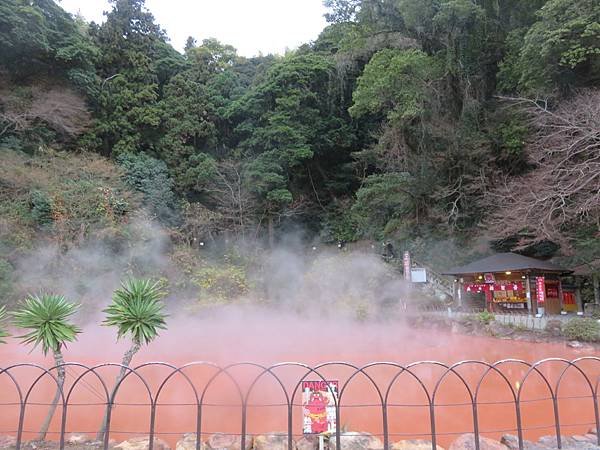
top-left (442, 252), bottom-right (570, 275)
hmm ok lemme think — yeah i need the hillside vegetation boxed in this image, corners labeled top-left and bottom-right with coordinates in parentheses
top-left (0, 0), bottom-right (599, 305)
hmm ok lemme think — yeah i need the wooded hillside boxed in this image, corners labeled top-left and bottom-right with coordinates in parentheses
top-left (0, 0), bottom-right (598, 282)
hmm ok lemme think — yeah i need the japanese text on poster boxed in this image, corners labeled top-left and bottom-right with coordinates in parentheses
top-left (536, 276), bottom-right (546, 304)
top-left (302, 380), bottom-right (339, 434)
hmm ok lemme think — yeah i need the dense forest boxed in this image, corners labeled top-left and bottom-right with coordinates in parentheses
top-left (0, 0), bottom-right (599, 305)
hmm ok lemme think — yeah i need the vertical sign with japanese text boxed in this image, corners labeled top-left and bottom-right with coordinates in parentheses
top-left (403, 251), bottom-right (411, 282)
top-left (536, 276), bottom-right (546, 304)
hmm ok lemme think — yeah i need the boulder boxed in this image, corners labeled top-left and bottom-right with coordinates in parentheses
top-left (545, 320), bottom-right (563, 336)
top-left (500, 435), bottom-right (546, 450)
top-left (487, 321), bottom-right (513, 338)
top-left (391, 440), bottom-right (444, 450)
top-left (0, 436), bottom-right (17, 449)
top-left (573, 436), bottom-right (596, 444)
top-left (206, 433), bottom-right (251, 450)
top-left (176, 434), bottom-right (206, 450)
top-left (328, 432), bottom-right (383, 450)
top-left (538, 435), bottom-right (573, 448)
top-left (449, 434), bottom-right (507, 450)
top-left (22, 442), bottom-right (58, 450)
top-left (568, 341), bottom-right (584, 348)
top-left (537, 435), bottom-right (600, 449)
top-left (252, 434), bottom-right (291, 450)
top-left (66, 434), bottom-right (93, 445)
top-left (114, 437), bottom-right (170, 450)
top-left (296, 436), bottom-right (318, 450)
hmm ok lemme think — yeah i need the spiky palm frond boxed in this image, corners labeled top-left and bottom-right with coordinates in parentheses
top-left (12, 294), bottom-right (81, 355)
top-left (0, 305), bottom-right (10, 344)
top-left (103, 279), bottom-right (167, 346)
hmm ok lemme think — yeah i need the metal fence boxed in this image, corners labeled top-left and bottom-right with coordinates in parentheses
top-left (1, 359), bottom-right (600, 450)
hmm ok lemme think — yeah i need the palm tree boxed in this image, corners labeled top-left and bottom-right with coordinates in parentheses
top-left (97, 278), bottom-right (167, 440)
top-left (12, 294), bottom-right (81, 441)
top-left (0, 305), bottom-right (10, 343)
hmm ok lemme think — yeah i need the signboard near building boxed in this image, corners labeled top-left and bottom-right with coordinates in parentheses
top-left (536, 276), bottom-right (546, 304)
top-left (484, 273), bottom-right (495, 284)
top-left (302, 380), bottom-right (339, 434)
top-left (411, 268), bottom-right (427, 283)
top-left (403, 251), bottom-right (411, 281)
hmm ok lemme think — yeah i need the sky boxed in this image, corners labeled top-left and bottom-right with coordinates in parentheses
top-left (57, 0), bottom-right (329, 57)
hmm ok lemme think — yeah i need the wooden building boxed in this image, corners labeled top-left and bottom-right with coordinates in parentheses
top-left (443, 253), bottom-right (577, 315)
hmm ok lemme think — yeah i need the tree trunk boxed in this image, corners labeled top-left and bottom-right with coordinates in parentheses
top-left (267, 216), bottom-right (274, 248)
top-left (38, 350), bottom-right (65, 441)
top-left (97, 341), bottom-right (141, 441)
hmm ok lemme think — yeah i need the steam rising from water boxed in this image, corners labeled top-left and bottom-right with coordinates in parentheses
top-left (8, 217), bottom-right (415, 353)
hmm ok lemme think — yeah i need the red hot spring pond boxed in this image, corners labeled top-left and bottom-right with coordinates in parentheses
top-left (0, 310), bottom-right (598, 448)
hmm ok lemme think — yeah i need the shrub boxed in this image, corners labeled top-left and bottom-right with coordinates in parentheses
top-left (30, 190), bottom-right (54, 225)
top-left (563, 318), bottom-right (600, 342)
top-left (193, 264), bottom-right (251, 303)
top-left (117, 153), bottom-right (179, 224)
top-left (355, 303), bottom-right (369, 322)
top-left (545, 319), bottom-right (562, 336)
top-left (476, 311), bottom-right (495, 325)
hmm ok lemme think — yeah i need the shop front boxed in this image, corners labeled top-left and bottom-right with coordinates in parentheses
top-left (443, 253), bottom-right (575, 316)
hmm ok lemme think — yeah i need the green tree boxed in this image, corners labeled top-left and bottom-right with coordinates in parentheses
top-left (0, 0), bottom-right (98, 81)
top-left (351, 173), bottom-right (417, 238)
top-left (324, 0), bottom-right (361, 23)
top-left (498, 0), bottom-right (600, 95)
top-left (12, 294), bottom-right (81, 440)
top-left (350, 48), bottom-right (441, 123)
top-left (118, 153), bottom-right (179, 224)
top-left (228, 53), bottom-right (356, 243)
top-left (98, 278), bottom-right (167, 440)
top-left (157, 72), bottom-right (218, 188)
top-left (187, 38), bottom-right (238, 75)
top-left (88, 0), bottom-right (178, 156)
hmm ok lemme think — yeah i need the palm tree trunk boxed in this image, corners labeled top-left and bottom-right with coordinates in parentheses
top-left (97, 341), bottom-right (141, 441)
top-left (38, 350), bottom-right (65, 441)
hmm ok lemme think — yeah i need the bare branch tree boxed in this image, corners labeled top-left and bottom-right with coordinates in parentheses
top-left (0, 81), bottom-right (91, 139)
top-left (205, 160), bottom-right (258, 239)
top-left (486, 89), bottom-right (600, 250)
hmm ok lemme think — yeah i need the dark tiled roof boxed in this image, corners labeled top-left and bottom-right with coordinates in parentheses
top-left (443, 252), bottom-right (570, 275)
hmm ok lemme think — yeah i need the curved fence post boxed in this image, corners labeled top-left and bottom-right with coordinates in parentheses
top-left (98, 363), bottom-right (154, 450)
top-left (0, 365), bottom-right (25, 450)
top-left (518, 359), bottom-right (563, 449)
top-left (431, 362), bottom-right (476, 450)
top-left (62, 363), bottom-right (111, 450)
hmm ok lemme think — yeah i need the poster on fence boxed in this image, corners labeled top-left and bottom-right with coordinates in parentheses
top-left (302, 380), bottom-right (339, 434)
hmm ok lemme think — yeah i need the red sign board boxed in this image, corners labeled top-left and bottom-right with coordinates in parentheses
top-left (536, 277), bottom-right (546, 304)
top-left (484, 273), bottom-right (495, 284)
top-left (465, 282), bottom-right (523, 292)
top-left (302, 380), bottom-right (339, 434)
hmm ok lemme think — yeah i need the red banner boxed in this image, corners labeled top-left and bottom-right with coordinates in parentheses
top-left (536, 277), bottom-right (546, 304)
